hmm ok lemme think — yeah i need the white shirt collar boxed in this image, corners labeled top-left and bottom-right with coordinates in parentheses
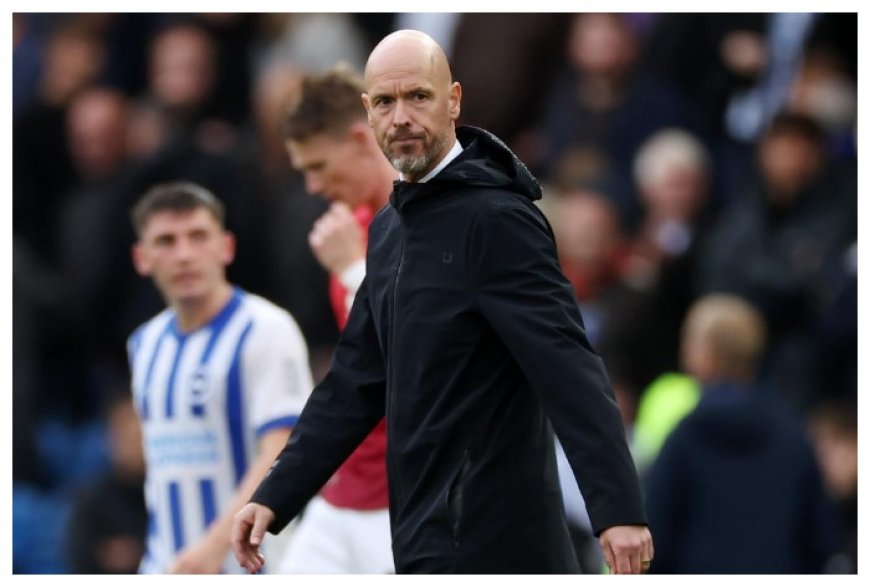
top-left (402, 139), bottom-right (463, 183)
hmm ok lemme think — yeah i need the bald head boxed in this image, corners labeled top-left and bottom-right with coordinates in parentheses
top-left (362, 30), bottom-right (461, 182)
top-left (364, 30), bottom-right (453, 90)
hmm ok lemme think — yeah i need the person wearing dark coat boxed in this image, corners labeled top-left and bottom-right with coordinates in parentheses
top-left (696, 113), bottom-right (855, 410)
top-left (644, 294), bottom-right (839, 573)
top-left (232, 30), bottom-right (652, 575)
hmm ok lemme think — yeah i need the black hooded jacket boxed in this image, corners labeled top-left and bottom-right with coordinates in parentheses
top-left (252, 126), bottom-right (647, 573)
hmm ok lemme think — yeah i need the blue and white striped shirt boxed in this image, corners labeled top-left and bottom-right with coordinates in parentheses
top-left (128, 288), bottom-right (313, 573)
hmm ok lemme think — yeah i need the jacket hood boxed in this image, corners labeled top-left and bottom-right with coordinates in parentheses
top-left (391, 126), bottom-right (543, 212)
top-left (688, 383), bottom-right (777, 456)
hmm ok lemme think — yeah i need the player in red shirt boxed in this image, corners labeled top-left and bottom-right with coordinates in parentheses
top-left (275, 68), bottom-right (397, 573)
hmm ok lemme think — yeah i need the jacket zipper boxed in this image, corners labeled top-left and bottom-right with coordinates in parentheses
top-left (386, 223), bottom-right (406, 506)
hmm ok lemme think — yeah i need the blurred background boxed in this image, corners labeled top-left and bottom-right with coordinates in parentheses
top-left (11, 12), bottom-right (857, 574)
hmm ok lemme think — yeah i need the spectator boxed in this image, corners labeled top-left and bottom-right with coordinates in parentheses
top-left (528, 13), bottom-right (703, 227)
top-left (65, 87), bottom-right (130, 182)
top-left (645, 294), bottom-right (839, 573)
top-left (627, 128), bottom-right (712, 292)
top-left (643, 14), bottom-right (846, 142)
top-left (147, 22), bottom-right (217, 127)
top-left (807, 400), bottom-right (857, 573)
top-left (14, 17), bottom-right (105, 264)
top-left (786, 48), bottom-right (857, 161)
top-left (53, 87), bottom-right (135, 418)
top-left (596, 129), bottom-right (714, 402)
top-left (642, 14), bottom-right (856, 203)
top-left (65, 394), bottom-right (148, 573)
top-left (549, 189), bottom-right (629, 310)
top-left (696, 112), bottom-right (854, 409)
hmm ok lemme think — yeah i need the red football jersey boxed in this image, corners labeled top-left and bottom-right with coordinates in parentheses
top-left (321, 205), bottom-right (389, 510)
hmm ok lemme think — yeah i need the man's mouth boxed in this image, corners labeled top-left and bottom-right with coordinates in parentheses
top-left (173, 272), bottom-right (199, 284)
top-left (390, 133), bottom-right (424, 144)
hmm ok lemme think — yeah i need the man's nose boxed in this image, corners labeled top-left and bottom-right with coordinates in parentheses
top-left (392, 99), bottom-right (412, 127)
top-left (174, 237), bottom-right (196, 261)
top-left (305, 172), bottom-right (323, 195)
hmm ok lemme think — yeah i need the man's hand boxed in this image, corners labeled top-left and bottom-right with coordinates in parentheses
top-left (168, 531), bottom-right (229, 574)
top-left (231, 503), bottom-right (275, 574)
top-left (599, 524), bottom-right (654, 574)
top-left (309, 201), bottom-right (365, 275)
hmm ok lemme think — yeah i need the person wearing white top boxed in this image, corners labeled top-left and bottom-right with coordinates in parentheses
top-left (128, 181), bottom-right (313, 573)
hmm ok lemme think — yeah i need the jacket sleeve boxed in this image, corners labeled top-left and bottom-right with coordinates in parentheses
top-left (250, 276), bottom-right (386, 533)
top-left (471, 196), bottom-right (647, 535)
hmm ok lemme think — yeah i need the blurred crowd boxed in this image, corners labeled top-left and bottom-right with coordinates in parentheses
top-left (12, 13), bottom-right (857, 574)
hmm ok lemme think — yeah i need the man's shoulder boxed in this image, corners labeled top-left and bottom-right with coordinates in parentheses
top-left (467, 188), bottom-right (549, 235)
top-left (239, 290), bottom-right (281, 316)
top-left (475, 187), bottom-right (536, 212)
top-left (240, 291), bottom-right (299, 328)
top-left (129, 308), bottom-right (173, 345)
top-left (438, 176), bottom-right (527, 206)
top-left (238, 291), bottom-right (307, 347)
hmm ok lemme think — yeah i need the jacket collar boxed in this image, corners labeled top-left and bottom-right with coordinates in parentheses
top-left (389, 126), bottom-right (542, 213)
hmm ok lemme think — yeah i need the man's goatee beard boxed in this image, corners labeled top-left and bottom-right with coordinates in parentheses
top-left (390, 153), bottom-right (432, 176)
top-left (385, 132), bottom-right (448, 179)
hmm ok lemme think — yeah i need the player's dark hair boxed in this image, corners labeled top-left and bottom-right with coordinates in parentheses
top-left (131, 181), bottom-right (225, 236)
top-left (282, 66), bottom-right (367, 142)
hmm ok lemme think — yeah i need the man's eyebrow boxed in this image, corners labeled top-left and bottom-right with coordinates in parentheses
top-left (366, 87), bottom-right (392, 98)
top-left (368, 90), bottom-right (393, 101)
top-left (369, 83), bottom-right (433, 99)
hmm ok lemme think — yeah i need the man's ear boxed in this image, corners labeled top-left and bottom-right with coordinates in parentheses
top-left (132, 242), bottom-right (150, 277)
top-left (361, 93), bottom-right (374, 127)
top-left (449, 81), bottom-right (462, 121)
top-left (348, 120), bottom-right (373, 145)
top-left (221, 231), bottom-right (236, 266)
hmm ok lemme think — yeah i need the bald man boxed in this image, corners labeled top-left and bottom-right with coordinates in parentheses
top-left (233, 30), bottom-right (652, 574)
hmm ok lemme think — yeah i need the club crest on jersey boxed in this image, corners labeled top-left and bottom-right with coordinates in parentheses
top-left (188, 367), bottom-right (214, 405)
